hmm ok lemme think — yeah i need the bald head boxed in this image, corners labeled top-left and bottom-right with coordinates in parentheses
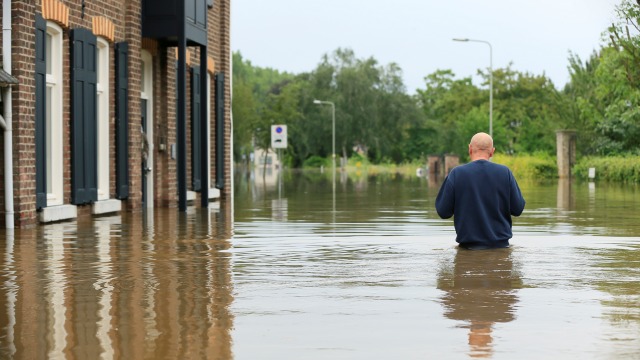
top-left (469, 132), bottom-right (495, 160)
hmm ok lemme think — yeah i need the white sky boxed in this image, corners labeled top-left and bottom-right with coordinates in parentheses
top-left (231, 0), bottom-right (621, 94)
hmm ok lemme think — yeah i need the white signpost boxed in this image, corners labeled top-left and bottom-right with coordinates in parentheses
top-left (271, 125), bottom-right (287, 149)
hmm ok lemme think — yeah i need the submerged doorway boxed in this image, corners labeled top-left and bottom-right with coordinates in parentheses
top-left (141, 51), bottom-right (154, 209)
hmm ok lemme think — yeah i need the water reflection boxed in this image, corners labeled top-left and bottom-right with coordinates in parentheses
top-left (437, 248), bottom-right (522, 358)
top-left (4, 173), bottom-right (640, 358)
top-left (0, 204), bottom-right (233, 359)
top-left (557, 178), bottom-right (574, 211)
top-left (427, 171), bottom-right (443, 189)
top-left (1, 229), bottom-right (16, 359)
top-left (588, 243), bottom-right (640, 357)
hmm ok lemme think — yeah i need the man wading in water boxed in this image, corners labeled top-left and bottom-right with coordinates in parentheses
top-left (435, 132), bottom-right (526, 249)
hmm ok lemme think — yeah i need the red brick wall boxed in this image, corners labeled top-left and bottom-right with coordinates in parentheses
top-left (11, 1), bottom-right (39, 227)
top-left (0, 0), bottom-right (233, 227)
top-left (209, 0), bottom-right (232, 199)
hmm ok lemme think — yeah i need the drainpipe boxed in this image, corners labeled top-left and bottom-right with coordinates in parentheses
top-left (2, 0), bottom-right (15, 229)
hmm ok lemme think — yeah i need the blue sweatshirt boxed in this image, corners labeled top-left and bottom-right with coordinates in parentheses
top-left (435, 160), bottom-right (525, 249)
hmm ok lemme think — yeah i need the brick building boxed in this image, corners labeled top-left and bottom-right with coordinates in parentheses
top-left (0, 0), bottom-right (232, 228)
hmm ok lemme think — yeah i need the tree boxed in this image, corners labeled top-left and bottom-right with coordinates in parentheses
top-left (416, 69), bottom-right (485, 159)
top-left (562, 0), bottom-right (640, 155)
top-left (231, 51), bottom-right (293, 161)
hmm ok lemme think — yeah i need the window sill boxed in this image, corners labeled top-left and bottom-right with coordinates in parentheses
top-left (208, 188), bottom-right (220, 200)
top-left (39, 204), bottom-right (78, 223)
top-left (92, 199), bottom-right (122, 215)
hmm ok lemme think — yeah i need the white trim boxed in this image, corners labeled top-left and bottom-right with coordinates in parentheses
top-left (96, 38), bottom-right (110, 201)
top-left (141, 51), bottom-right (154, 209)
top-left (45, 21), bottom-right (63, 206)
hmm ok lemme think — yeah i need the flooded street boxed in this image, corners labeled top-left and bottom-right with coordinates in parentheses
top-left (2, 170), bottom-right (640, 359)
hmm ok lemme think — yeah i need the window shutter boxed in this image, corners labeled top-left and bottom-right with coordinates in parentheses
top-left (35, 14), bottom-right (47, 210)
top-left (214, 72), bottom-right (225, 189)
top-left (70, 28), bottom-right (98, 205)
top-left (191, 66), bottom-right (202, 191)
top-left (115, 42), bottom-right (129, 199)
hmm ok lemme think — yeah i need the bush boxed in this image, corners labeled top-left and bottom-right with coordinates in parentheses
top-left (574, 156), bottom-right (640, 183)
top-left (302, 155), bottom-right (330, 168)
top-left (492, 153), bottom-right (557, 179)
top-left (347, 153), bottom-right (369, 167)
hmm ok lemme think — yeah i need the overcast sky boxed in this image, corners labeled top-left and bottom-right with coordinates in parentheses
top-left (231, 0), bottom-right (621, 94)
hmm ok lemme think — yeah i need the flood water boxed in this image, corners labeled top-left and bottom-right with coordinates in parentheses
top-left (2, 169), bottom-right (640, 359)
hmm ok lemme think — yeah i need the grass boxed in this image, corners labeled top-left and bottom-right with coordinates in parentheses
top-left (295, 153), bottom-right (640, 183)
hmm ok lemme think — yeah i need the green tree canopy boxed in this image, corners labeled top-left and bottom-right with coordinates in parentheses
top-left (233, 1), bottom-right (640, 166)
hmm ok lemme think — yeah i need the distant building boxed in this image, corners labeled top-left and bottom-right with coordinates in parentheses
top-left (0, 0), bottom-right (232, 228)
top-left (253, 148), bottom-right (281, 169)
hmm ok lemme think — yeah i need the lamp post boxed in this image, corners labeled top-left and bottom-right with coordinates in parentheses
top-left (314, 99), bottom-right (337, 214)
top-left (313, 99), bottom-right (336, 172)
top-left (453, 38), bottom-right (493, 138)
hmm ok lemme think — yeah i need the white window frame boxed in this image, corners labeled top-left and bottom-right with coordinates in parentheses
top-left (96, 38), bottom-right (110, 201)
top-left (45, 22), bottom-right (63, 206)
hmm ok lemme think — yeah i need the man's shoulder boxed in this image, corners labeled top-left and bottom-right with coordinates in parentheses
top-left (487, 160), bottom-right (511, 170)
top-left (459, 160), bottom-right (513, 174)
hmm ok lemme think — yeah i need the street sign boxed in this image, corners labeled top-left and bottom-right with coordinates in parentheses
top-left (271, 125), bottom-right (287, 149)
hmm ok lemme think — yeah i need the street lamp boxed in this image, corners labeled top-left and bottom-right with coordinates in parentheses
top-left (313, 99), bottom-right (336, 172)
top-left (453, 38), bottom-right (493, 138)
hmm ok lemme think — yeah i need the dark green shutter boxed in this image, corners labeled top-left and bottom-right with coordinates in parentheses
top-left (35, 14), bottom-right (47, 210)
top-left (214, 72), bottom-right (224, 189)
top-left (191, 67), bottom-right (202, 191)
top-left (70, 28), bottom-right (98, 205)
top-left (115, 42), bottom-right (129, 199)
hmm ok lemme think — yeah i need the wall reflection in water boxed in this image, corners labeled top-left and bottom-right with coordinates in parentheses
top-left (0, 203), bottom-right (233, 360)
top-left (427, 172), bottom-right (443, 189)
top-left (557, 178), bottom-right (575, 211)
top-left (437, 248), bottom-right (522, 358)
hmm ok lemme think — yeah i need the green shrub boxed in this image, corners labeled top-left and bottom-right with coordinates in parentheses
top-left (347, 153), bottom-right (370, 167)
top-left (574, 156), bottom-right (640, 183)
top-left (492, 153), bottom-right (557, 179)
top-left (303, 155), bottom-right (330, 168)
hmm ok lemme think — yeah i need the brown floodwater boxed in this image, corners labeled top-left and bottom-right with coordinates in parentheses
top-left (1, 169), bottom-right (640, 359)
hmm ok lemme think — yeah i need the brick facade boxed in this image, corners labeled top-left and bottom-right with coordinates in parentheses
top-left (0, 0), bottom-right (232, 228)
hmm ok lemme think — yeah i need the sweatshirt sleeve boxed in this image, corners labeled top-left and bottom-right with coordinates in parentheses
top-left (435, 173), bottom-right (455, 219)
top-left (509, 172), bottom-right (526, 216)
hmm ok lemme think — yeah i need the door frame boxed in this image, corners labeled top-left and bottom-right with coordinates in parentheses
top-left (141, 50), bottom-right (154, 209)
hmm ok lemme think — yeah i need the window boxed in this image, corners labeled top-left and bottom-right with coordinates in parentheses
top-left (46, 22), bottom-right (64, 206)
top-left (96, 38), bottom-right (110, 200)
